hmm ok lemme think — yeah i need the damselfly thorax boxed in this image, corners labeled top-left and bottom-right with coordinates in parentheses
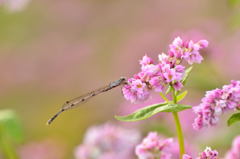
top-left (47, 77), bottom-right (127, 125)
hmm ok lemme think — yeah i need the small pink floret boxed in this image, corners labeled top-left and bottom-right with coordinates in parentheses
top-left (184, 147), bottom-right (218, 159)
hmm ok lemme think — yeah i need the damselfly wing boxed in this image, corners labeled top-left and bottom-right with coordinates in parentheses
top-left (47, 77), bottom-right (127, 125)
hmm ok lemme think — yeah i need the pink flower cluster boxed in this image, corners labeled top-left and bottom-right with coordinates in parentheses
top-left (225, 136), bottom-right (240, 159)
top-left (193, 80), bottom-right (240, 130)
top-left (74, 123), bottom-right (141, 159)
top-left (122, 37), bottom-right (208, 103)
top-left (183, 147), bottom-right (218, 159)
top-left (135, 132), bottom-right (174, 159)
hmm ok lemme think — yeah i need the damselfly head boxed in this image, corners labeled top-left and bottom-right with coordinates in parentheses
top-left (120, 76), bottom-right (127, 84)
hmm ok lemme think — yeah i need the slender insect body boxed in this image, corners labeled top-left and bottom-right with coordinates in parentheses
top-left (47, 77), bottom-right (127, 125)
top-left (109, 77), bottom-right (127, 88)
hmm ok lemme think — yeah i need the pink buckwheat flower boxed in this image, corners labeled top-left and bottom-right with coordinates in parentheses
top-left (192, 89), bottom-right (223, 130)
top-left (122, 77), bottom-right (150, 103)
top-left (135, 132), bottom-right (173, 159)
top-left (183, 147), bottom-right (218, 159)
top-left (149, 76), bottom-right (164, 92)
top-left (158, 53), bottom-right (172, 65)
top-left (161, 64), bottom-right (184, 83)
top-left (198, 147), bottom-right (218, 159)
top-left (169, 37), bottom-right (208, 65)
top-left (135, 132), bottom-right (196, 159)
top-left (122, 37), bottom-right (208, 103)
top-left (138, 64), bottom-right (161, 82)
top-left (193, 80), bottom-right (240, 130)
top-left (74, 123), bottom-right (141, 159)
top-left (140, 55), bottom-right (154, 70)
top-left (225, 136), bottom-right (240, 159)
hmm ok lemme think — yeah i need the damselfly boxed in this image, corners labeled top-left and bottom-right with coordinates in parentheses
top-left (47, 77), bottom-right (127, 125)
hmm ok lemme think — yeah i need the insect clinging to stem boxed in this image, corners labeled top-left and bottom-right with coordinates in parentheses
top-left (46, 77), bottom-right (127, 125)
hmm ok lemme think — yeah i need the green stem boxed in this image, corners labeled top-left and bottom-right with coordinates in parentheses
top-left (0, 139), bottom-right (18, 159)
top-left (0, 125), bottom-right (19, 159)
top-left (159, 92), bottom-right (169, 102)
top-left (172, 112), bottom-right (185, 159)
top-left (172, 89), bottom-right (185, 159)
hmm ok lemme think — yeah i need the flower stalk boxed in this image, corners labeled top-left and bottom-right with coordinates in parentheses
top-left (172, 89), bottom-right (185, 159)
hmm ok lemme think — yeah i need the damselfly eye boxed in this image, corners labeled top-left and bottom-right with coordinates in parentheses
top-left (120, 76), bottom-right (127, 81)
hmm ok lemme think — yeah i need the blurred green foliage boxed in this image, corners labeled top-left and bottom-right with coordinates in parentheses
top-left (0, 110), bottom-right (23, 159)
top-left (228, 0), bottom-right (240, 6)
top-left (0, 7), bottom-right (41, 47)
top-left (230, 12), bottom-right (240, 29)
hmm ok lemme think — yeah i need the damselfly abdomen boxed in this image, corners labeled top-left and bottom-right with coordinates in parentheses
top-left (47, 77), bottom-right (127, 125)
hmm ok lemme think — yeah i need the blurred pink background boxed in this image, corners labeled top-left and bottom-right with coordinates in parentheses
top-left (0, 0), bottom-right (240, 158)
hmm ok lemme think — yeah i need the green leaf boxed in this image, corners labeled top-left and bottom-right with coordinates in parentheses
top-left (164, 104), bottom-right (192, 112)
top-left (182, 66), bottom-right (193, 85)
top-left (115, 103), bottom-right (191, 122)
top-left (115, 103), bottom-right (167, 122)
top-left (177, 90), bottom-right (188, 102)
top-left (227, 112), bottom-right (240, 126)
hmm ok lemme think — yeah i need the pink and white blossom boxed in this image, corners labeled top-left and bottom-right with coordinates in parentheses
top-left (140, 55), bottom-right (154, 70)
top-left (183, 147), bottom-right (218, 159)
top-left (135, 132), bottom-right (174, 159)
top-left (122, 77), bottom-right (150, 103)
top-left (135, 132), bottom-right (196, 159)
top-left (169, 37), bottom-right (208, 65)
top-left (74, 123), bottom-right (141, 159)
top-left (193, 80), bottom-right (240, 130)
top-left (122, 36), bottom-right (208, 103)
